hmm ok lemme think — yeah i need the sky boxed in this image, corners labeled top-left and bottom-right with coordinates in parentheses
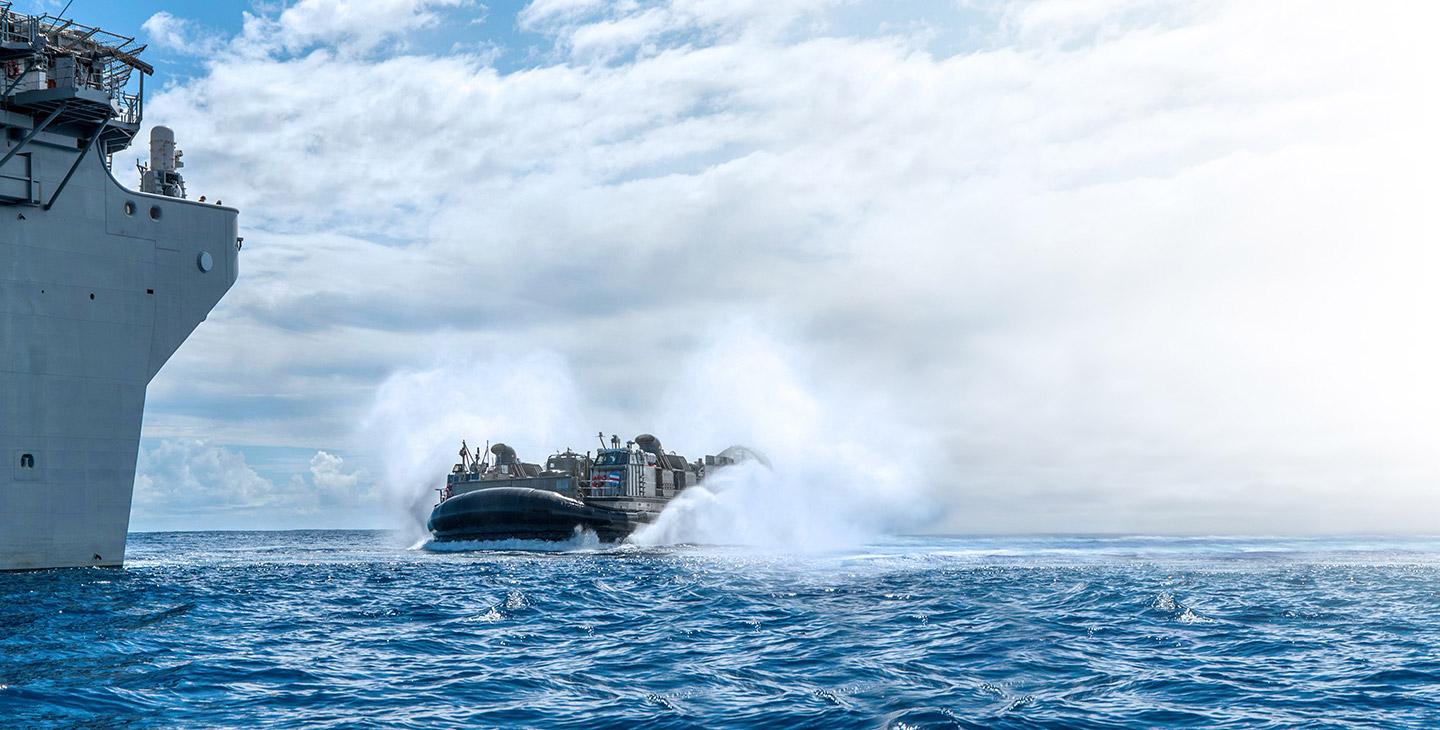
top-left (28, 0), bottom-right (1438, 535)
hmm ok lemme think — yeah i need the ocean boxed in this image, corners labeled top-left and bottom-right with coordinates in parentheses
top-left (3, 532), bottom-right (1439, 728)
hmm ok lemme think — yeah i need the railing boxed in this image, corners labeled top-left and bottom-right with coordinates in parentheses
top-left (111, 91), bottom-right (141, 124)
top-left (1, 8), bottom-right (145, 127)
top-left (50, 55), bottom-right (136, 93)
top-left (0, 5), bottom-right (39, 49)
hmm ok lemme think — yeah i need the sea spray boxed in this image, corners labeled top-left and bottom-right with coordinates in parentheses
top-left (363, 324), bottom-right (939, 548)
top-left (631, 325), bottom-right (940, 550)
top-left (360, 348), bottom-right (586, 542)
top-left (420, 527), bottom-right (603, 553)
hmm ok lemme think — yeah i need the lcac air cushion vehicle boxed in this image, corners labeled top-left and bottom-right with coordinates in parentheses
top-left (427, 433), bottom-right (761, 543)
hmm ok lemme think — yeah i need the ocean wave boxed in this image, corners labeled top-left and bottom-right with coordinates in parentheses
top-left (5, 533), bottom-right (1440, 728)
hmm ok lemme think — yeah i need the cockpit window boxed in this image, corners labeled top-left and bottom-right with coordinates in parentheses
top-left (596, 452), bottom-right (628, 466)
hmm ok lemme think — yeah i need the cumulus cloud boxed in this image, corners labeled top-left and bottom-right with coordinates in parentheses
top-left (292, 450), bottom-right (367, 505)
top-left (148, 0), bottom-right (474, 60)
top-left (137, 0), bottom-right (1440, 534)
top-left (517, 0), bottom-right (608, 28)
top-left (134, 441), bottom-right (372, 530)
top-left (135, 439), bottom-right (278, 512)
top-left (141, 12), bottom-right (227, 56)
top-left (518, 0), bottom-right (846, 60)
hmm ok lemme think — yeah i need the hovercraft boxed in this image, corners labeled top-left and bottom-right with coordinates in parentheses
top-left (426, 433), bottom-right (746, 544)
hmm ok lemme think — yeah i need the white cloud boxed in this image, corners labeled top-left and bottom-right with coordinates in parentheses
top-left (517, 0), bottom-right (609, 28)
top-left (142, 12), bottom-right (226, 56)
top-left (134, 441), bottom-right (373, 530)
top-left (308, 450), bottom-right (356, 487)
top-left (134, 440), bottom-right (280, 512)
top-left (234, 0), bottom-right (474, 57)
top-left (1000, 0), bottom-right (1210, 48)
top-left (136, 0), bottom-right (1440, 534)
top-left (518, 0), bottom-right (848, 61)
top-left (299, 450), bottom-right (365, 503)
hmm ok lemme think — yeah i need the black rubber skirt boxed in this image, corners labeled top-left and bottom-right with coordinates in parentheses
top-left (427, 487), bottom-right (645, 542)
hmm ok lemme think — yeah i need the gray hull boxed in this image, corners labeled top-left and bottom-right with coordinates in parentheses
top-left (1, 126), bottom-right (237, 570)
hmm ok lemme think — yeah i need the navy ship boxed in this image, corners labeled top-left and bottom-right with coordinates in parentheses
top-left (0, 6), bottom-right (239, 570)
top-left (427, 434), bottom-right (749, 543)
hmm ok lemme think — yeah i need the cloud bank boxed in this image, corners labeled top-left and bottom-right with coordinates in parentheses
top-left (134, 0), bottom-right (1440, 534)
top-left (134, 440), bottom-right (368, 531)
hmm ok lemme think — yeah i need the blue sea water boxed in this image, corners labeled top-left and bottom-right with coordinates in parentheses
top-left (3, 533), bottom-right (1440, 728)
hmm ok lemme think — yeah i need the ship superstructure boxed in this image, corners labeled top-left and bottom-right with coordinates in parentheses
top-left (1, 5), bottom-right (239, 569)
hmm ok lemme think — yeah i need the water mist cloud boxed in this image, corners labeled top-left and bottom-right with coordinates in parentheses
top-left (633, 324), bottom-right (940, 550)
top-left (361, 324), bottom-right (939, 550)
top-left (360, 348), bottom-right (585, 540)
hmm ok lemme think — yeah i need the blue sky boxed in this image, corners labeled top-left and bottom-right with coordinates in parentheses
top-left (41, 1), bottom-right (1438, 537)
top-left (20, 0), bottom-right (995, 78)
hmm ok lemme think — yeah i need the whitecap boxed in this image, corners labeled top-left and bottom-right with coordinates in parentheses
top-left (419, 526), bottom-right (605, 553)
